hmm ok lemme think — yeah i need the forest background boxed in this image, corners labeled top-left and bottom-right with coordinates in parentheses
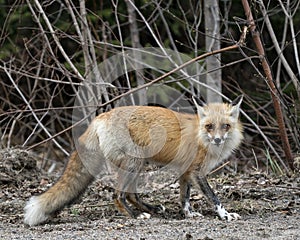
top-left (0, 0), bottom-right (300, 173)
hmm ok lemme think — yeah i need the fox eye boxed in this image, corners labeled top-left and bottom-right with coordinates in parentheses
top-left (222, 124), bottom-right (231, 130)
top-left (205, 123), bottom-right (214, 131)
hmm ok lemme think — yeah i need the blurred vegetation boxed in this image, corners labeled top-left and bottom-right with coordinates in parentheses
top-left (0, 0), bottom-right (299, 172)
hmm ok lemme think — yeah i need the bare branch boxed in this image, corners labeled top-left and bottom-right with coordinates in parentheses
top-left (27, 27), bottom-right (248, 150)
top-left (258, 0), bottom-right (300, 98)
top-left (32, 0), bottom-right (84, 81)
top-left (242, 0), bottom-right (294, 171)
top-left (3, 63), bottom-right (69, 156)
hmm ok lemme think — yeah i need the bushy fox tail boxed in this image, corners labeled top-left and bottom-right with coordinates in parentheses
top-left (24, 151), bottom-right (95, 226)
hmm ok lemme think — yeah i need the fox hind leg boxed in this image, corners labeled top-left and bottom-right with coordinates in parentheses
top-left (113, 158), bottom-right (151, 218)
top-left (127, 192), bottom-right (165, 214)
top-left (113, 190), bottom-right (137, 217)
top-left (113, 173), bottom-right (140, 218)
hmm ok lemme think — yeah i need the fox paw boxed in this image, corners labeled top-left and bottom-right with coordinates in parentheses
top-left (181, 202), bottom-right (203, 218)
top-left (223, 212), bottom-right (241, 221)
top-left (153, 204), bottom-right (165, 214)
top-left (182, 205), bottom-right (203, 218)
top-left (216, 204), bottom-right (241, 221)
top-left (137, 212), bottom-right (151, 220)
top-left (184, 210), bottom-right (203, 218)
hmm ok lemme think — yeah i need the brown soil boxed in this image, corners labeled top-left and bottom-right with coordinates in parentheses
top-left (0, 148), bottom-right (299, 240)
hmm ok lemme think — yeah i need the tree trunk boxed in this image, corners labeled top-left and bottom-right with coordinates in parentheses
top-left (204, 0), bottom-right (222, 103)
top-left (125, 0), bottom-right (146, 105)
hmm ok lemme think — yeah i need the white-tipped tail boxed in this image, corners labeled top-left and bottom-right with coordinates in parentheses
top-left (24, 196), bottom-right (49, 226)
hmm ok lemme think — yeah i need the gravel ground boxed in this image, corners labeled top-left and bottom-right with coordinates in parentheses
top-left (1, 212), bottom-right (299, 239)
top-left (1, 148), bottom-right (299, 240)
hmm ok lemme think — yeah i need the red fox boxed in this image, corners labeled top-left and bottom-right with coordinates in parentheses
top-left (24, 95), bottom-right (243, 226)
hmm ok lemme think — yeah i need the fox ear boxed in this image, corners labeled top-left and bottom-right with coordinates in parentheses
top-left (230, 95), bottom-right (243, 119)
top-left (192, 96), bottom-right (207, 118)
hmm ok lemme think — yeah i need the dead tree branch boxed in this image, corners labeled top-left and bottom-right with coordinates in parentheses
top-left (241, 0), bottom-right (294, 170)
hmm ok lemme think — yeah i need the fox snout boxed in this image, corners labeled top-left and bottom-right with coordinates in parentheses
top-left (208, 133), bottom-right (227, 146)
top-left (213, 137), bottom-right (222, 146)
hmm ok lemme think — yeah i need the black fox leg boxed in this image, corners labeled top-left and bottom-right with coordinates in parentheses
top-left (113, 190), bottom-right (137, 217)
top-left (127, 192), bottom-right (165, 214)
top-left (113, 162), bottom-right (140, 218)
top-left (114, 158), bottom-right (152, 218)
top-left (113, 170), bottom-right (141, 218)
top-left (179, 176), bottom-right (191, 216)
top-left (196, 176), bottom-right (241, 221)
top-left (179, 176), bottom-right (202, 218)
top-left (126, 170), bottom-right (165, 214)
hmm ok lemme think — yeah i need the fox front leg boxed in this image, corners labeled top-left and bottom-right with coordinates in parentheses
top-left (196, 176), bottom-right (241, 221)
top-left (179, 176), bottom-right (203, 218)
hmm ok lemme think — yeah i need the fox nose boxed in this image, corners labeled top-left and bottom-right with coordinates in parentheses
top-left (214, 138), bottom-right (221, 145)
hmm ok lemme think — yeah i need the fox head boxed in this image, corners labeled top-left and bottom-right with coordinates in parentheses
top-left (192, 95), bottom-right (243, 147)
